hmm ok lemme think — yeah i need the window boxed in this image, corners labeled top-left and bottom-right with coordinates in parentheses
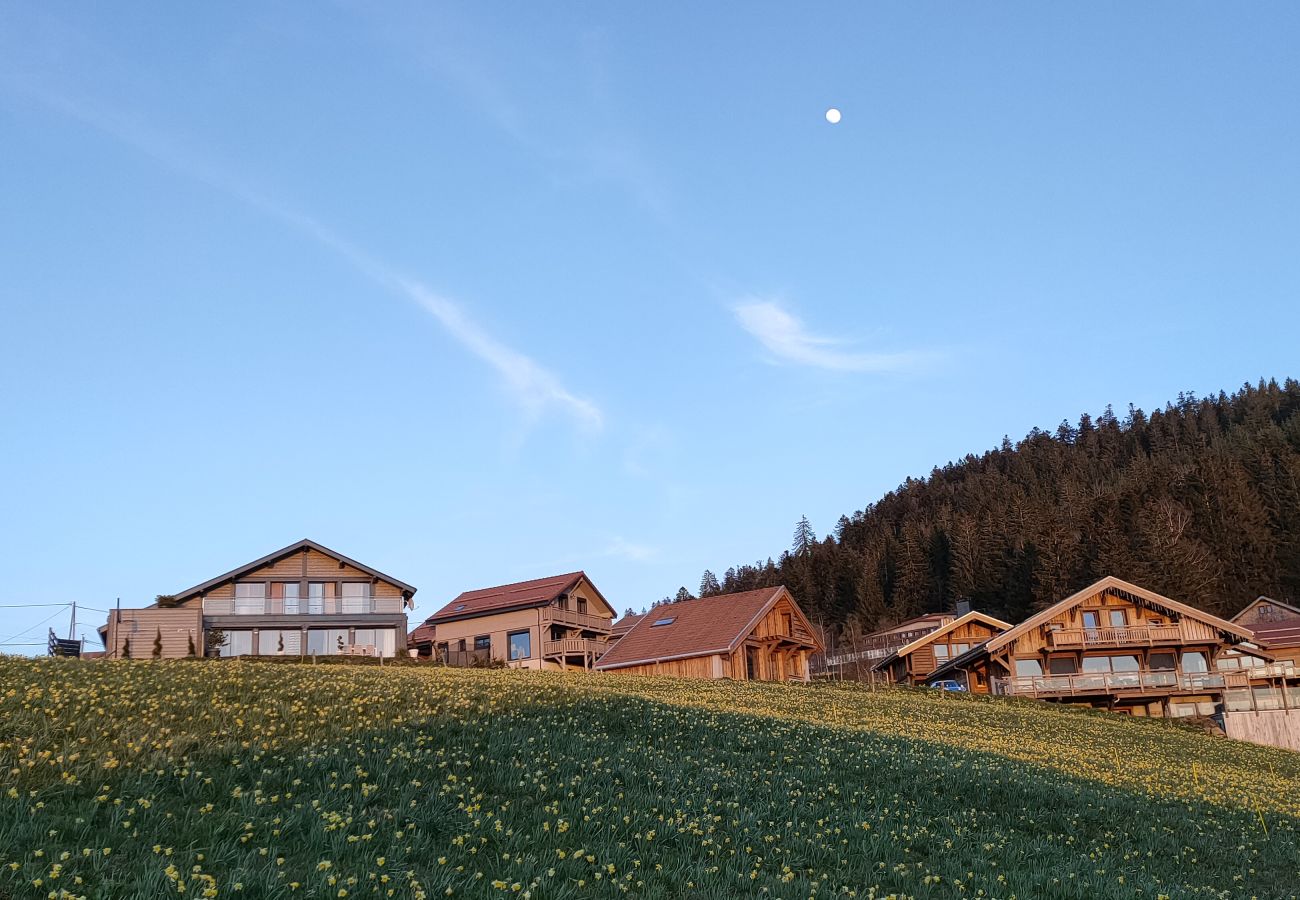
top-left (651, 617), bottom-right (676, 627)
top-left (1081, 611), bottom-right (1101, 630)
top-left (234, 583), bottom-right (266, 615)
top-left (508, 630), bottom-right (532, 660)
top-left (1014, 658), bottom-right (1043, 677)
top-left (1048, 657), bottom-right (1078, 675)
top-left (934, 644), bottom-right (950, 662)
top-left (1181, 651), bottom-right (1209, 673)
top-left (308, 583), bottom-right (328, 615)
top-left (456, 639), bottom-right (467, 652)
top-left (1110, 655), bottom-right (1140, 672)
top-left (577, 596), bottom-right (588, 614)
top-left (1108, 609), bottom-right (1127, 627)
top-left (220, 631), bottom-right (254, 657)
top-left (308, 628), bottom-right (348, 655)
top-left (341, 583), bottom-right (371, 614)
top-left (454, 603), bottom-right (467, 611)
top-left (952, 643), bottom-right (970, 655)
top-left (474, 635), bottom-right (491, 652)
top-left (1149, 652), bottom-right (1176, 671)
top-left (259, 629), bottom-right (301, 655)
top-left (282, 583), bottom-right (301, 615)
top-left (1217, 656), bottom-right (1241, 670)
top-left (1082, 656), bottom-right (1112, 673)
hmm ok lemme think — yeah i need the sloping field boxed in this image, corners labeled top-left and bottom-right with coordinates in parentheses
top-left (1, 658), bottom-right (1298, 899)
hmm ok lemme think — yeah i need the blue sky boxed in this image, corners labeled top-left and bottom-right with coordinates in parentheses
top-left (2, 2), bottom-right (1299, 650)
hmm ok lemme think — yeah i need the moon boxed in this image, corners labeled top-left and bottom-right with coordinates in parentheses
top-left (825, 108), bottom-right (842, 124)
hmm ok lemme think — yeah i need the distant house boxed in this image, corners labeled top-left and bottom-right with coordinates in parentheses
top-left (98, 539), bottom-right (416, 659)
top-left (595, 586), bottom-right (823, 681)
top-left (927, 576), bottom-right (1289, 718)
top-left (873, 611), bottom-right (1011, 686)
top-left (1233, 597), bottom-right (1300, 668)
top-left (610, 612), bottom-right (644, 641)
top-left (813, 612), bottom-right (954, 676)
top-left (411, 572), bottom-right (616, 670)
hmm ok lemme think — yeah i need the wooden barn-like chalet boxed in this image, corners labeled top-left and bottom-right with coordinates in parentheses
top-left (595, 586), bottom-right (822, 681)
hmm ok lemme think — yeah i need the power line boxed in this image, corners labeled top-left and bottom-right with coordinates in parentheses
top-left (0, 602), bottom-right (72, 609)
top-left (0, 608), bottom-right (68, 647)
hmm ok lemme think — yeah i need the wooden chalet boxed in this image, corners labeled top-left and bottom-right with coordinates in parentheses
top-left (872, 611), bottom-right (1011, 685)
top-left (594, 586), bottom-right (823, 681)
top-left (926, 576), bottom-right (1286, 718)
top-left (813, 612), bottom-right (953, 677)
top-left (411, 572), bottom-right (616, 670)
top-left (1233, 597), bottom-right (1300, 669)
top-left (98, 539), bottom-right (416, 659)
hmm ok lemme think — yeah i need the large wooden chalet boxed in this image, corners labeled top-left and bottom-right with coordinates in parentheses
top-left (595, 586), bottom-right (822, 681)
top-left (926, 576), bottom-right (1295, 718)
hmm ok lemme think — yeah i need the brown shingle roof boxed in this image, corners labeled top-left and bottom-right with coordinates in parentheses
top-left (611, 613), bottom-right (645, 637)
top-left (596, 587), bottom-right (791, 670)
top-left (408, 622), bottom-right (437, 648)
top-left (1254, 622), bottom-right (1300, 648)
top-left (423, 572), bottom-right (589, 624)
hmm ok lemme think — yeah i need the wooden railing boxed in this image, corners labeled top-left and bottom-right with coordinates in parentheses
top-left (540, 607), bottom-right (612, 632)
top-left (543, 638), bottom-right (605, 658)
top-left (1046, 622), bottom-right (1207, 648)
top-left (994, 670), bottom-right (1248, 698)
top-left (202, 597), bottom-right (405, 616)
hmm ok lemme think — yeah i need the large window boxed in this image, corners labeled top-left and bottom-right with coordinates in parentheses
top-left (282, 583), bottom-right (301, 615)
top-left (508, 629), bottom-right (532, 660)
top-left (308, 628), bottom-right (349, 655)
top-left (1108, 609), bottom-right (1127, 627)
top-left (1181, 651), bottom-right (1209, 673)
top-left (259, 629), bottom-right (302, 655)
top-left (354, 628), bottom-right (397, 657)
top-left (934, 644), bottom-right (950, 662)
top-left (220, 630), bottom-right (254, 657)
top-left (308, 583), bottom-right (328, 615)
top-left (341, 583), bottom-right (371, 614)
top-left (1048, 657), bottom-right (1078, 675)
top-left (1014, 658), bottom-right (1043, 677)
top-left (234, 583), bottom-right (266, 615)
top-left (1149, 652), bottom-right (1176, 671)
top-left (474, 635), bottom-right (491, 652)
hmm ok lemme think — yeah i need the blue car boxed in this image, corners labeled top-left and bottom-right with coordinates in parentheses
top-left (929, 679), bottom-right (966, 692)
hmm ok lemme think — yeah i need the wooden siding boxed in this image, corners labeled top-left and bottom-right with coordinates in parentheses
top-left (1008, 591), bottom-right (1194, 656)
top-left (304, 549), bottom-right (371, 580)
top-left (610, 655), bottom-right (727, 679)
top-left (105, 608), bottom-right (203, 659)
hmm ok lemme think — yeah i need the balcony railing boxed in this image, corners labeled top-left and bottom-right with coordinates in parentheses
top-left (1046, 621), bottom-right (1213, 648)
top-left (202, 597), bottom-right (405, 616)
top-left (994, 669), bottom-right (1249, 698)
top-left (540, 607), bottom-right (611, 632)
top-left (436, 648), bottom-right (493, 668)
top-left (543, 638), bottom-right (606, 658)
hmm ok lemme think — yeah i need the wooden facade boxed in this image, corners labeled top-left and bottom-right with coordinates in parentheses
top-left (873, 611), bottom-right (1011, 686)
top-left (413, 573), bottom-right (616, 671)
top-left (927, 576), bottom-right (1288, 719)
top-left (595, 586), bottom-right (823, 682)
top-left (99, 539), bottom-right (416, 659)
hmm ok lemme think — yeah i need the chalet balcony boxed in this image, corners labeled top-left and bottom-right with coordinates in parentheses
top-left (543, 638), bottom-right (606, 659)
top-left (201, 597), bottom-right (406, 616)
top-left (994, 669), bottom-right (1249, 698)
top-left (540, 607), bottom-right (611, 632)
top-left (1046, 621), bottom-right (1216, 649)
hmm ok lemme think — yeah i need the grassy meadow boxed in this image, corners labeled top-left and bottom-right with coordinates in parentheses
top-left (2, 657), bottom-right (1299, 899)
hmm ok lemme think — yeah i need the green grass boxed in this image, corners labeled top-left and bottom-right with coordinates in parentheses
top-left (1, 657), bottom-right (1298, 899)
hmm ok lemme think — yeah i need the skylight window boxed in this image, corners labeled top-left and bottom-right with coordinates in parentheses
top-left (453, 604), bottom-right (466, 611)
top-left (651, 617), bottom-right (675, 627)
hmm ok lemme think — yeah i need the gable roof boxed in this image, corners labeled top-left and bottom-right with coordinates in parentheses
top-left (872, 611), bottom-right (1011, 671)
top-left (596, 586), bottom-right (821, 670)
top-left (169, 539), bottom-right (417, 602)
top-left (983, 576), bottom-right (1253, 653)
top-left (925, 640), bottom-right (994, 683)
top-left (423, 572), bottom-right (614, 625)
top-left (1232, 596), bottom-right (1300, 624)
top-left (611, 612), bottom-right (645, 637)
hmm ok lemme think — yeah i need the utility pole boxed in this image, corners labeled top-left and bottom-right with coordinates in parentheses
top-left (68, 601), bottom-right (77, 640)
top-left (113, 597), bottom-right (121, 659)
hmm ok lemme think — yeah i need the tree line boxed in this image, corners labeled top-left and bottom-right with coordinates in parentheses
top-left (666, 379), bottom-right (1300, 640)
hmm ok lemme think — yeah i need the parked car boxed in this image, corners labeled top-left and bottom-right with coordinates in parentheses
top-left (929, 679), bottom-right (966, 692)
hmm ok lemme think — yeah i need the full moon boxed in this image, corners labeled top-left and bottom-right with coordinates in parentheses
top-left (825, 108), bottom-right (842, 124)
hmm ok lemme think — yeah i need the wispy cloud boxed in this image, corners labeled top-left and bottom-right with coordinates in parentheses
top-left (601, 536), bottom-right (659, 563)
top-left (5, 82), bottom-right (602, 431)
top-left (733, 299), bottom-right (927, 373)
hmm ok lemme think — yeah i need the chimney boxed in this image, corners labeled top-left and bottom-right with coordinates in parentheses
top-left (955, 598), bottom-right (972, 616)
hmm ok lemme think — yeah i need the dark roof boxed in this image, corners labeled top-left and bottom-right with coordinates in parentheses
top-left (423, 572), bottom-right (614, 625)
top-left (611, 613), bottom-right (645, 636)
top-left (596, 586), bottom-right (819, 670)
top-left (1253, 621), bottom-right (1300, 649)
top-left (168, 538), bottom-right (417, 601)
top-left (407, 621), bottom-right (437, 648)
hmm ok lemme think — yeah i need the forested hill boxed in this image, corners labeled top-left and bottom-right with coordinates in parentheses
top-left (686, 379), bottom-right (1300, 637)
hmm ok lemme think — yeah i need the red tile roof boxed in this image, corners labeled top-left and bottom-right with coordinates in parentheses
top-left (408, 622), bottom-right (437, 648)
top-left (596, 587), bottom-right (790, 670)
top-left (423, 572), bottom-right (588, 624)
top-left (611, 613), bottom-right (645, 637)
top-left (1254, 622), bottom-right (1300, 648)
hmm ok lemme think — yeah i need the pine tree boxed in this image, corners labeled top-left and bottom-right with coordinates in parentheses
top-left (673, 586), bottom-right (695, 604)
top-left (699, 570), bottom-right (721, 596)
top-left (187, 632), bottom-right (197, 657)
top-left (793, 516), bottom-right (817, 556)
top-left (122, 637), bottom-right (131, 659)
top-left (152, 628), bottom-right (163, 659)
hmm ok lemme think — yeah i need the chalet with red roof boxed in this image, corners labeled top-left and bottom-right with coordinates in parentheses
top-left (595, 586), bottom-right (823, 681)
top-left (409, 572), bottom-right (616, 670)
